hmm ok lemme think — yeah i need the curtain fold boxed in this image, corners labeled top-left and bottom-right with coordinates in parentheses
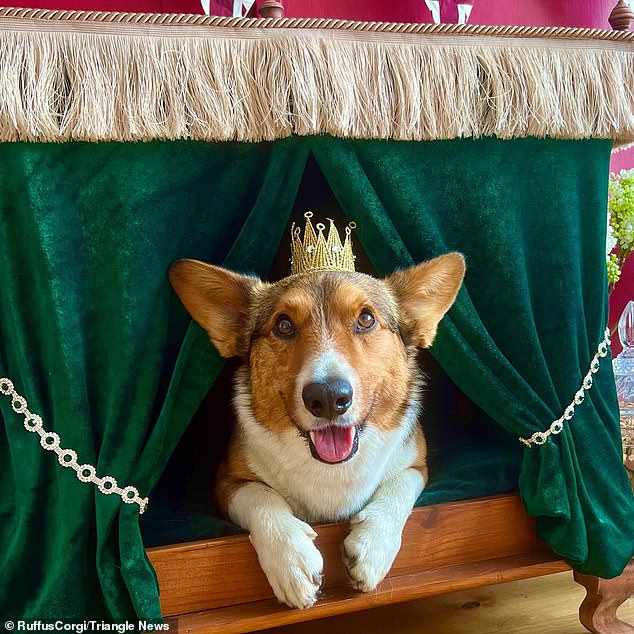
top-left (309, 135), bottom-right (634, 578)
top-left (0, 138), bottom-right (308, 619)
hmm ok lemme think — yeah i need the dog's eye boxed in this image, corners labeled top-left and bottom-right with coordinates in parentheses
top-left (355, 309), bottom-right (376, 332)
top-left (274, 315), bottom-right (295, 338)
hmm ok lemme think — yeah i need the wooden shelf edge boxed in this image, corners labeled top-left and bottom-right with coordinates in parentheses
top-left (147, 494), bottom-right (520, 557)
top-left (149, 494), bottom-right (546, 617)
top-left (168, 551), bottom-right (570, 634)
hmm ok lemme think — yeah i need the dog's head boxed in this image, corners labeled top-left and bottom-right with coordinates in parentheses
top-left (169, 254), bottom-right (465, 465)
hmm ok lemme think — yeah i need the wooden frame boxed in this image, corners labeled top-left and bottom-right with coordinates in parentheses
top-left (147, 494), bottom-right (572, 632)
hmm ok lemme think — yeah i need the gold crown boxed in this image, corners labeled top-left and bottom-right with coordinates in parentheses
top-left (290, 212), bottom-right (357, 275)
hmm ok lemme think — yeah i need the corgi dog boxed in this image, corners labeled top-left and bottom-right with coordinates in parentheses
top-left (169, 248), bottom-right (465, 610)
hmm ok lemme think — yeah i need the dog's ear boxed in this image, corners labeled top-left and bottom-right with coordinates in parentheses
top-left (169, 259), bottom-right (262, 358)
top-left (385, 253), bottom-right (465, 348)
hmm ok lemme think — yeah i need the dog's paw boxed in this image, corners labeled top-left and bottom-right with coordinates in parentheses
top-left (250, 516), bottom-right (323, 609)
top-left (343, 509), bottom-right (402, 592)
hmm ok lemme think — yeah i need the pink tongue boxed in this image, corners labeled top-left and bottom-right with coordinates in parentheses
top-left (312, 426), bottom-right (355, 463)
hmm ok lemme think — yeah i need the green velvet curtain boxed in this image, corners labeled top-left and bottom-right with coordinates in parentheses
top-left (0, 138), bottom-right (309, 619)
top-left (0, 135), bottom-right (632, 620)
top-left (309, 136), bottom-right (634, 578)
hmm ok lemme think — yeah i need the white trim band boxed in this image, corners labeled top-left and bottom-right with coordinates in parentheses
top-left (519, 328), bottom-right (611, 447)
top-left (0, 377), bottom-right (148, 513)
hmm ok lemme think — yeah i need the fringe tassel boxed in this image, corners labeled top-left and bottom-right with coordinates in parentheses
top-left (0, 28), bottom-right (632, 144)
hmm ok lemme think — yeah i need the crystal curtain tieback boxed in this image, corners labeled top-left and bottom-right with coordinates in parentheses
top-left (519, 328), bottom-right (611, 447)
top-left (0, 378), bottom-right (148, 513)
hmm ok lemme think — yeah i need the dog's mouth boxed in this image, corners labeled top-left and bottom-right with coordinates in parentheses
top-left (306, 425), bottom-right (360, 464)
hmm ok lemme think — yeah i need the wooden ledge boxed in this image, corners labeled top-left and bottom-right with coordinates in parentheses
top-left (168, 551), bottom-right (569, 634)
top-left (147, 493), bottom-right (568, 631)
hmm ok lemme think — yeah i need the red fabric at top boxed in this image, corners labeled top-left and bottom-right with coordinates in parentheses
top-left (4, 0), bottom-right (620, 28)
top-left (281, 0), bottom-right (616, 28)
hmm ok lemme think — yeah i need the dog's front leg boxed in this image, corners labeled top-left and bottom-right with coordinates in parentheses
top-left (229, 482), bottom-right (324, 609)
top-left (343, 467), bottom-right (424, 592)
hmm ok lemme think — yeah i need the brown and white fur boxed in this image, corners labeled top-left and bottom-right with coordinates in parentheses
top-left (169, 254), bottom-right (465, 609)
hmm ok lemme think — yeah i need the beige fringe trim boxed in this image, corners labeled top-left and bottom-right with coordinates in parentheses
top-left (0, 8), bottom-right (633, 144)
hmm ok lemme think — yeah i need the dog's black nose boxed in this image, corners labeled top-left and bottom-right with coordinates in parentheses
top-left (302, 378), bottom-right (353, 419)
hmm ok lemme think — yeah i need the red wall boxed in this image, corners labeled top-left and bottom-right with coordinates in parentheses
top-left (281, 0), bottom-right (618, 28)
top-left (5, 0), bottom-right (622, 27)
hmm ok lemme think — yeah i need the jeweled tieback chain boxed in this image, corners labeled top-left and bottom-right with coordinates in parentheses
top-left (0, 378), bottom-right (148, 513)
top-left (519, 328), bottom-right (611, 447)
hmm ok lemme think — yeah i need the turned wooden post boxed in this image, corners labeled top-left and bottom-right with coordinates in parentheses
top-left (609, 0), bottom-right (634, 30)
top-left (258, 0), bottom-right (284, 18)
top-left (574, 561), bottom-right (634, 633)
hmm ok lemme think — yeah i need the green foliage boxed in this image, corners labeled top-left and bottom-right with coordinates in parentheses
top-left (607, 252), bottom-right (621, 286)
top-left (607, 169), bottom-right (634, 290)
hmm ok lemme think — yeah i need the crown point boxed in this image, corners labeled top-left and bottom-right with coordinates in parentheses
top-left (289, 212), bottom-right (356, 276)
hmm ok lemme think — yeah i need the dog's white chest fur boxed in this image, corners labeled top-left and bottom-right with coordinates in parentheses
top-left (229, 380), bottom-right (425, 609)
top-left (234, 378), bottom-right (420, 523)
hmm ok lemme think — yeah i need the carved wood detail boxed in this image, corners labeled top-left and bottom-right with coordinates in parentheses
top-left (574, 560), bottom-right (634, 633)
